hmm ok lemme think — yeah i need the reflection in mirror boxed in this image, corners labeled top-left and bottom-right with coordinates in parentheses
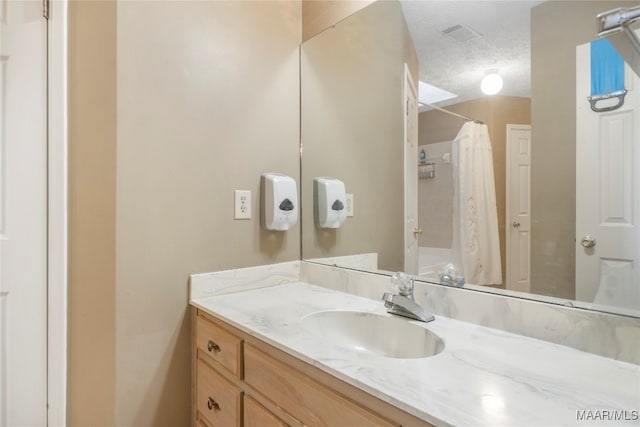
top-left (597, 6), bottom-right (640, 76)
top-left (301, 0), bottom-right (417, 273)
top-left (301, 0), bottom-right (640, 318)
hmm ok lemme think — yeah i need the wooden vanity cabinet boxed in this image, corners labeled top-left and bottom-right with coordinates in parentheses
top-left (196, 358), bottom-right (242, 427)
top-left (195, 314), bottom-right (242, 377)
top-left (192, 308), bottom-right (434, 427)
top-left (243, 395), bottom-right (288, 427)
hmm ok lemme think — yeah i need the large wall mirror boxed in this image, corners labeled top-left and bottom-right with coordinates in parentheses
top-left (301, 0), bottom-right (640, 317)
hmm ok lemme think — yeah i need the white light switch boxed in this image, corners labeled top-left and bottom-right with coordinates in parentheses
top-left (346, 193), bottom-right (354, 217)
top-left (234, 190), bottom-right (251, 220)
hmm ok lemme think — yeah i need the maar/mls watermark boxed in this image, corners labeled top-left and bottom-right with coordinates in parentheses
top-left (577, 409), bottom-right (639, 422)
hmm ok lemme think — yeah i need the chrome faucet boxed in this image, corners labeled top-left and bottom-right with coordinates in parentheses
top-left (382, 272), bottom-right (434, 323)
top-left (438, 263), bottom-right (465, 287)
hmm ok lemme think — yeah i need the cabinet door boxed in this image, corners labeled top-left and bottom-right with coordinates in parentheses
top-left (244, 344), bottom-right (398, 427)
top-left (244, 395), bottom-right (289, 427)
top-left (197, 359), bottom-right (242, 427)
top-left (196, 313), bottom-right (243, 377)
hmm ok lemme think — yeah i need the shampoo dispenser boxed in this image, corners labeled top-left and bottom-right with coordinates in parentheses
top-left (260, 173), bottom-right (298, 231)
top-left (314, 177), bottom-right (347, 229)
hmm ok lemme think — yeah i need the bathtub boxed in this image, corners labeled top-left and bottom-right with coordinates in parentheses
top-left (418, 247), bottom-right (451, 280)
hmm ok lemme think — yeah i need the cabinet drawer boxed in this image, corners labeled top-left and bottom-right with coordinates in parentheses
top-left (244, 344), bottom-right (398, 427)
top-left (197, 358), bottom-right (242, 427)
top-left (244, 395), bottom-right (289, 427)
top-left (197, 313), bottom-right (242, 377)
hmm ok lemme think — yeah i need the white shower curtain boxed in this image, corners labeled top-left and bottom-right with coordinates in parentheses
top-left (451, 121), bottom-right (502, 285)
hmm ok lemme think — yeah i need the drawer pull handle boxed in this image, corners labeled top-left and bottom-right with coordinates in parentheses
top-left (207, 397), bottom-right (220, 411)
top-left (207, 340), bottom-right (221, 353)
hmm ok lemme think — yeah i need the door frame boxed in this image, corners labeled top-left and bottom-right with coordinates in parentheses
top-left (505, 124), bottom-right (531, 292)
top-left (48, 1), bottom-right (68, 425)
top-left (403, 63), bottom-right (418, 274)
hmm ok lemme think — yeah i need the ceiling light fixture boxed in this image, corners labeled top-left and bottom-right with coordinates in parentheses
top-left (481, 72), bottom-right (503, 95)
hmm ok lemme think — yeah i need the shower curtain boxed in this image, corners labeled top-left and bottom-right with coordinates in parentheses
top-left (451, 121), bottom-right (502, 285)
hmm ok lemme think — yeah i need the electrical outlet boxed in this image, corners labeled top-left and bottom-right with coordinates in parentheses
top-left (234, 190), bottom-right (251, 220)
top-left (345, 193), bottom-right (354, 217)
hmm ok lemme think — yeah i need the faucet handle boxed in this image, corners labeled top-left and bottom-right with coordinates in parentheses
top-left (439, 263), bottom-right (464, 287)
top-left (391, 272), bottom-right (414, 298)
top-left (389, 272), bottom-right (400, 293)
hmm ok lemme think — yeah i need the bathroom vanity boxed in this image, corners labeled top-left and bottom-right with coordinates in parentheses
top-left (190, 263), bottom-right (640, 427)
top-left (193, 308), bottom-right (430, 427)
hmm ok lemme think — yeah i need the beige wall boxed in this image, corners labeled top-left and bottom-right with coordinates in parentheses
top-left (300, 0), bottom-right (418, 272)
top-left (68, 2), bottom-right (117, 425)
top-left (530, 0), bottom-right (638, 299)
top-left (418, 97), bottom-right (531, 285)
top-left (302, 0), bottom-right (375, 41)
top-left (69, 1), bottom-right (301, 425)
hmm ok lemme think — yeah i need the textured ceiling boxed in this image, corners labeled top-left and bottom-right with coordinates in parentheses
top-left (400, 0), bottom-right (545, 107)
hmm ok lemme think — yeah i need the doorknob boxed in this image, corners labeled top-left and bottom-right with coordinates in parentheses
top-left (580, 235), bottom-right (596, 248)
top-left (413, 228), bottom-right (423, 236)
top-left (512, 221), bottom-right (520, 228)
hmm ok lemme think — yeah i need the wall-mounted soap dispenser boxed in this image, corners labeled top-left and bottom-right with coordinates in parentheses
top-left (314, 177), bottom-right (347, 229)
top-left (260, 173), bottom-right (298, 231)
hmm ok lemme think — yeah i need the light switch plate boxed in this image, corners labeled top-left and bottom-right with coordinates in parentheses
top-left (234, 190), bottom-right (251, 220)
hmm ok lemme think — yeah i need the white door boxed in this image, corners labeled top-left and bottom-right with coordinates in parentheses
top-left (0, 1), bottom-right (48, 425)
top-left (576, 42), bottom-right (640, 311)
top-left (404, 64), bottom-right (419, 275)
top-left (505, 124), bottom-right (531, 293)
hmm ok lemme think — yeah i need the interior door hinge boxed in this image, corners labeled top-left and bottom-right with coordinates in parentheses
top-left (43, 0), bottom-right (49, 20)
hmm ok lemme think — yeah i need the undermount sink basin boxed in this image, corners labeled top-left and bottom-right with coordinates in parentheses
top-left (301, 310), bottom-right (444, 359)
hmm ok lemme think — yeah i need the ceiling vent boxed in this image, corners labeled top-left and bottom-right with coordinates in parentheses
top-left (441, 24), bottom-right (482, 43)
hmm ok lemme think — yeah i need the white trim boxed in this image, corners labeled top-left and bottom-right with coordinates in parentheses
top-left (47, 1), bottom-right (68, 426)
top-left (505, 125), bottom-right (513, 288)
top-left (403, 63), bottom-right (418, 274)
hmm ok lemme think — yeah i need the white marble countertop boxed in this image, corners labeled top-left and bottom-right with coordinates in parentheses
top-left (191, 282), bottom-right (640, 427)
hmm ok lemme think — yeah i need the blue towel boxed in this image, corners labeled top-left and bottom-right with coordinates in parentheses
top-left (591, 39), bottom-right (625, 96)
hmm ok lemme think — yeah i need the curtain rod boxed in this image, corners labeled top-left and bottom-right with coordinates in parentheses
top-left (421, 102), bottom-right (484, 125)
top-left (597, 6), bottom-right (640, 77)
top-left (597, 6), bottom-right (640, 36)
